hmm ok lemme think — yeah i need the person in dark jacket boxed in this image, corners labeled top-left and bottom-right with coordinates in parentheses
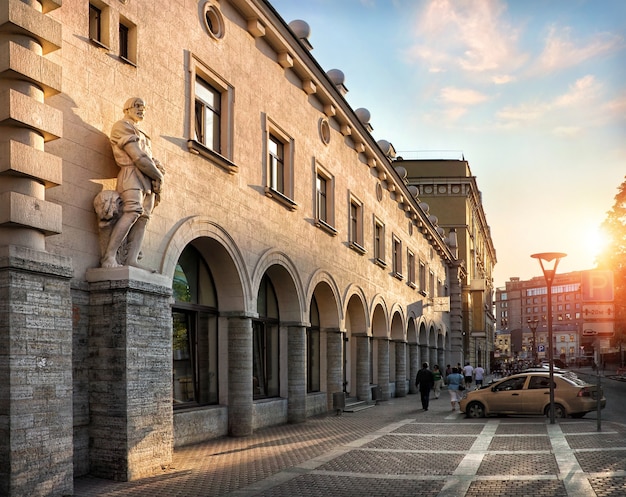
top-left (415, 362), bottom-right (435, 411)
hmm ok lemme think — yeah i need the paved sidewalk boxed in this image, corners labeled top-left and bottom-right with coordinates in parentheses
top-left (74, 393), bottom-right (626, 497)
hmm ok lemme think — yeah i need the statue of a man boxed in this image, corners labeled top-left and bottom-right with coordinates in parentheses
top-left (100, 97), bottom-right (165, 269)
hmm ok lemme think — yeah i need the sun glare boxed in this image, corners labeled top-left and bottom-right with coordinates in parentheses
top-left (586, 225), bottom-right (609, 262)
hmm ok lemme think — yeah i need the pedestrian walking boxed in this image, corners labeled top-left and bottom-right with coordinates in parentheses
top-left (447, 367), bottom-right (465, 411)
top-left (474, 364), bottom-right (485, 389)
top-left (432, 365), bottom-right (443, 399)
top-left (415, 362), bottom-right (435, 411)
top-left (463, 362), bottom-right (474, 387)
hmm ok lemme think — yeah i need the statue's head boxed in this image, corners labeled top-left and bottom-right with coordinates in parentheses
top-left (123, 97), bottom-right (146, 123)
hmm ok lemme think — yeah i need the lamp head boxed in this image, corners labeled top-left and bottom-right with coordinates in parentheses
top-left (531, 252), bottom-right (567, 285)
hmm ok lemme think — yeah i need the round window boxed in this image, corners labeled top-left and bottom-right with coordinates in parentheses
top-left (319, 118), bottom-right (331, 145)
top-left (376, 182), bottom-right (383, 202)
top-left (203, 4), bottom-right (224, 39)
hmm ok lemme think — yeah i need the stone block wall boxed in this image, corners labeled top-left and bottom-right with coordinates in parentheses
top-left (87, 269), bottom-right (173, 481)
top-left (0, 246), bottom-right (73, 497)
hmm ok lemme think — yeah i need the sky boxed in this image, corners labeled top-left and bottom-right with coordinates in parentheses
top-left (269, 0), bottom-right (626, 288)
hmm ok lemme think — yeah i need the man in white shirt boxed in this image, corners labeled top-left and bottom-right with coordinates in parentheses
top-left (474, 364), bottom-right (485, 388)
top-left (463, 362), bottom-right (474, 387)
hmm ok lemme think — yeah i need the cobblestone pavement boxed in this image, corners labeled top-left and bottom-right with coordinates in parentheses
top-left (73, 393), bottom-right (626, 497)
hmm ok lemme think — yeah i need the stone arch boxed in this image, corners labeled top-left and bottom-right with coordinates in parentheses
top-left (306, 269), bottom-right (343, 328)
top-left (406, 315), bottom-right (419, 394)
top-left (252, 249), bottom-right (306, 323)
top-left (390, 310), bottom-right (407, 398)
top-left (306, 271), bottom-right (343, 412)
top-left (160, 216), bottom-right (249, 312)
top-left (344, 287), bottom-right (368, 400)
top-left (418, 320), bottom-right (428, 369)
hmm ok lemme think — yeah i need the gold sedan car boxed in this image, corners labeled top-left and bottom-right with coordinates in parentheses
top-left (459, 371), bottom-right (605, 419)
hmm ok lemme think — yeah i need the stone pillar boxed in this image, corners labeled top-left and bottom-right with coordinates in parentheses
top-left (395, 341), bottom-right (407, 397)
top-left (376, 338), bottom-right (390, 400)
top-left (1, 2), bottom-right (66, 492)
top-left (0, 247), bottom-right (73, 497)
top-left (408, 343), bottom-right (418, 394)
top-left (449, 260), bottom-right (465, 365)
top-left (86, 267), bottom-right (173, 481)
top-left (227, 314), bottom-right (253, 437)
top-left (438, 347), bottom-right (445, 369)
top-left (420, 344), bottom-right (428, 366)
top-left (325, 330), bottom-right (343, 409)
top-left (430, 346), bottom-right (438, 369)
top-left (287, 324), bottom-right (306, 423)
top-left (355, 334), bottom-right (370, 401)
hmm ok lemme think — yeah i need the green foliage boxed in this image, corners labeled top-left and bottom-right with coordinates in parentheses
top-left (597, 176), bottom-right (626, 345)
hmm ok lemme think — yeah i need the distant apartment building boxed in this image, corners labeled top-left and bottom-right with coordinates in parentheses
top-left (495, 272), bottom-right (589, 363)
top-left (397, 157), bottom-right (497, 369)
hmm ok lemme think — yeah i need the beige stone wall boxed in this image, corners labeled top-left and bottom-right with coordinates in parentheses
top-left (0, 0), bottom-right (466, 479)
top-left (44, 0), bottom-right (452, 320)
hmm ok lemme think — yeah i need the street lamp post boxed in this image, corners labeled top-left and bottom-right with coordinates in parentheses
top-left (531, 252), bottom-right (567, 424)
top-left (527, 318), bottom-right (539, 364)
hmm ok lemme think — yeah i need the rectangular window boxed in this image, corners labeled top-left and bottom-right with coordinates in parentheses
top-left (373, 218), bottom-right (385, 266)
top-left (392, 236), bottom-right (402, 278)
top-left (88, 2), bottom-right (110, 49)
top-left (429, 270), bottom-right (435, 298)
top-left (172, 310), bottom-right (219, 407)
top-left (269, 135), bottom-right (285, 193)
top-left (315, 165), bottom-right (336, 234)
top-left (407, 250), bottom-right (415, 288)
top-left (316, 174), bottom-right (327, 222)
top-left (89, 4), bottom-right (102, 42)
top-left (188, 56), bottom-right (236, 171)
top-left (263, 116), bottom-right (295, 209)
top-left (348, 195), bottom-right (365, 253)
top-left (195, 77), bottom-right (221, 152)
top-left (119, 23), bottom-right (128, 58)
top-left (419, 261), bottom-right (426, 295)
top-left (307, 328), bottom-right (320, 392)
top-left (118, 16), bottom-right (136, 65)
top-left (253, 321), bottom-right (280, 399)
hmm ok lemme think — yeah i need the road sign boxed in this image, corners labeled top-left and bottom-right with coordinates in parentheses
top-left (582, 270), bottom-right (614, 302)
top-left (582, 304), bottom-right (615, 320)
top-left (582, 322), bottom-right (614, 337)
top-left (537, 345), bottom-right (545, 352)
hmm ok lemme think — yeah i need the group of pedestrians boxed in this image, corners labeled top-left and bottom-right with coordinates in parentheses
top-left (414, 362), bottom-right (486, 412)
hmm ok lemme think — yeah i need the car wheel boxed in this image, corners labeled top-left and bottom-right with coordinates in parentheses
top-left (545, 404), bottom-right (567, 418)
top-left (466, 401), bottom-right (485, 418)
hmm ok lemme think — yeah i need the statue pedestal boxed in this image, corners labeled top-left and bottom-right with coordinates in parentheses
top-left (86, 266), bottom-right (173, 481)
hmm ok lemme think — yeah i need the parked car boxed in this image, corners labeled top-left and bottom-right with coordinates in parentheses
top-left (540, 358), bottom-right (568, 369)
top-left (459, 371), bottom-right (605, 419)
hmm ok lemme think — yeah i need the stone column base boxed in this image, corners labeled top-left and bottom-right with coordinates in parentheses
top-left (86, 267), bottom-right (173, 481)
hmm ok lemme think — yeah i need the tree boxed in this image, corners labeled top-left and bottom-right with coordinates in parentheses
top-left (597, 176), bottom-right (626, 362)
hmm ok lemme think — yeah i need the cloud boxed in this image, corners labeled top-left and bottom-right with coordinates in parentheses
top-left (603, 92), bottom-right (626, 120)
top-left (440, 87), bottom-right (490, 106)
top-left (553, 75), bottom-right (602, 108)
top-left (495, 75), bottom-right (605, 130)
top-left (552, 126), bottom-right (582, 137)
top-left (405, 0), bottom-right (527, 81)
top-left (496, 102), bottom-right (547, 123)
top-left (533, 25), bottom-right (624, 74)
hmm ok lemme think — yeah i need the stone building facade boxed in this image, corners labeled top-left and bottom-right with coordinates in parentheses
top-left (400, 158), bottom-right (497, 369)
top-left (0, 0), bottom-right (467, 495)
